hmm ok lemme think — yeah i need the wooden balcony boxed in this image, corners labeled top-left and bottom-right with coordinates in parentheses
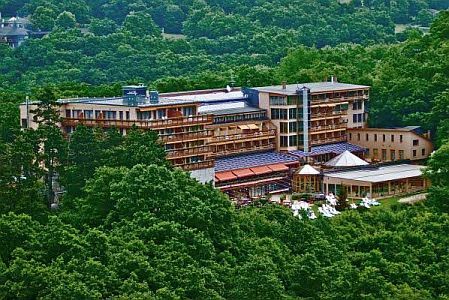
top-left (160, 130), bottom-right (213, 144)
top-left (309, 124), bottom-right (346, 133)
top-left (62, 115), bottom-right (213, 130)
top-left (310, 136), bottom-right (347, 146)
top-left (173, 160), bottom-right (215, 171)
top-left (166, 146), bottom-right (211, 159)
top-left (311, 95), bottom-right (367, 105)
top-left (310, 111), bottom-right (346, 120)
top-left (210, 130), bottom-right (276, 145)
top-left (213, 143), bottom-right (275, 157)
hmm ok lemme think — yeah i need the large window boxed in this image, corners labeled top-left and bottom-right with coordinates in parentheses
top-left (289, 135), bottom-right (298, 147)
top-left (269, 96), bottom-right (287, 106)
top-left (382, 149), bottom-right (387, 161)
top-left (280, 122), bottom-right (288, 133)
top-left (352, 100), bottom-right (362, 110)
top-left (289, 122), bottom-right (298, 133)
top-left (280, 136), bottom-right (288, 147)
top-left (271, 109), bottom-right (288, 120)
top-left (399, 150), bottom-right (405, 160)
top-left (289, 108), bottom-right (298, 119)
top-left (390, 150), bottom-right (396, 161)
top-left (413, 139), bottom-right (419, 146)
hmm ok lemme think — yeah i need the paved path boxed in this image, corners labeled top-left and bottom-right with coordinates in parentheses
top-left (398, 193), bottom-right (428, 204)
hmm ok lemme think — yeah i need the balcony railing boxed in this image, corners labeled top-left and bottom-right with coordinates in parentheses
top-left (173, 160), bottom-right (215, 171)
top-left (309, 124), bottom-right (346, 133)
top-left (166, 146), bottom-right (211, 159)
top-left (310, 136), bottom-right (347, 145)
top-left (210, 130), bottom-right (276, 144)
top-left (213, 143), bottom-right (275, 157)
top-left (62, 115), bottom-right (213, 130)
top-left (160, 131), bottom-right (213, 144)
top-left (311, 95), bottom-right (367, 105)
top-left (310, 111), bottom-right (346, 120)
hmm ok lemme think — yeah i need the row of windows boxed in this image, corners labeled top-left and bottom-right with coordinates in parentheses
top-left (369, 148), bottom-right (425, 161)
top-left (280, 122), bottom-right (305, 133)
top-left (280, 135), bottom-right (304, 147)
top-left (66, 109), bottom-right (131, 120)
top-left (349, 132), bottom-right (419, 146)
top-left (214, 112), bottom-right (266, 124)
top-left (311, 90), bottom-right (368, 101)
top-left (271, 108), bottom-right (311, 120)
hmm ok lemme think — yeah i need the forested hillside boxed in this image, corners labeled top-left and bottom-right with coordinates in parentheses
top-left (1, 92), bottom-right (449, 298)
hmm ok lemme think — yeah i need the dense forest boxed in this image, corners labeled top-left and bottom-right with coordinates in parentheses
top-left (1, 86), bottom-right (449, 298)
top-left (1, 0), bottom-right (449, 298)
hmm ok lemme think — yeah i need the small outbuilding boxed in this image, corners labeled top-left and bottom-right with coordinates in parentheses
top-left (292, 164), bottom-right (321, 193)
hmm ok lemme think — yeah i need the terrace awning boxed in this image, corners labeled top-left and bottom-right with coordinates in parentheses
top-left (215, 171), bottom-right (237, 182)
top-left (250, 165), bottom-right (272, 175)
top-left (268, 163), bottom-right (289, 172)
top-left (232, 168), bottom-right (255, 178)
top-left (238, 125), bottom-right (250, 130)
top-left (219, 176), bottom-right (285, 190)
top-left (247, 124), bottom-right (259, 130)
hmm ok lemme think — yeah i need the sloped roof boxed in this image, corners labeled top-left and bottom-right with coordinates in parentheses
top-left (297, 164), bottom-right (320, 175)
top-left (289, 142), bottom-right (365, 158)
top-left (0, 26), bottom-right (29, 36)
top-left (325, 150), bottom-right (368, 167)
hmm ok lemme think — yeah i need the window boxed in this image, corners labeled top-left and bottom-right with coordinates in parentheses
top-left (280, 136), bottom-right (288, 147)
top-left (390, 150), bottom-right (396, 161)
top-left (269, 96), bottom-right (287, 105)
top-left (289, 122), bottom-right (298, 133)
top-left (366, 133), bottom-right (369, 141)
top-left (349, 133), bottom-right (352, 140)
top-left (271, 109), bottom-right (287, 120)
top-left (65, 109), bottom-right (71, 118)
top-left (126, 111), bottom-right (130, 120)
top-left (357, 114), bottom-right (363, 123)
top-left (400, 135), bottom-right (403, 143)
top-left (289, 135), bottom-right (298, 147)
top-left (383, 134), bottom-right (386, 142)
top-left (399, 150), bottom-right (405, 160)
top-left (352, 100), bottom-right (362, 110)
top-left (353, 114), bottom-right (357, 123)
top-left (374, 134), bottom-right (377, 142)
top-left (422, 149), bottom-right (425, 156)
top-left (413, 139), bottom-right (419, 146)
top-left (21, 118), bottom-right (27, 128)
top-left (357, 133), bottom-right (361, 141)
top-left (373, 148), bottom-right (379, 159)
top-left (382, 149), bottom-right (387, 161)
top-left (289, 108), bottom-right (297, 119)
top-left (280, 122), bottom-right (288, 134)
top-left (119, 111), bottom-right (123, 120)
top-left (365, 149), bottom-right (370, 156)
top-left (413, 149), bottom-right (417, 157)
top-left (84, 110), bottom-right (94, 119)
top-left (391, 135), bottom-right (394, 142)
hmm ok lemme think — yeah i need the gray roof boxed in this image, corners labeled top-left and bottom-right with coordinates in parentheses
top-left (207, 106), bottom-right (263, 116)
top-left (253, 82), bottom-right (370, 95)
top-left (324, 164), bottom-right (425, 183)
top-left (0, 26), bottom-right (29, 36)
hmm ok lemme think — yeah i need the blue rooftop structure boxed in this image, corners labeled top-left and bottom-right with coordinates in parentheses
top-left (215, 151), bottom-right (298, 172)
top-left (289, 142), bottom-right (366, 158)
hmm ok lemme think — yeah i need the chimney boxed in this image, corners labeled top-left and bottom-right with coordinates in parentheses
top-left (281, 81), bottom-right (287, 90)
top-left (330, 76), bottom-right (338, 83)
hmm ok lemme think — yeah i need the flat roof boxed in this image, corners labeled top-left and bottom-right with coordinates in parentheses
top-left (253, 82), bottom-right (370, 95)
top-left (289, 142), bottom-right (366, 157)
top-left (324, 164), bottom-right (425, 183)
top-left (42, 90), bottom-right (247, 108)
top-left (208, 106), bottom-right (263, 116)
top-left (215, 151), bottom-right (298, 172)
top-left (348, 126), bottom-right (422, 133)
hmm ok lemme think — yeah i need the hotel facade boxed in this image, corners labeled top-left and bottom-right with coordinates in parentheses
top-left (20, 80), bottom-right (431, 199)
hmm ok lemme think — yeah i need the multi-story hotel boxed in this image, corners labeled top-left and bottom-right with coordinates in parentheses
top-left (21, 79), bottom-right (430, 199)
